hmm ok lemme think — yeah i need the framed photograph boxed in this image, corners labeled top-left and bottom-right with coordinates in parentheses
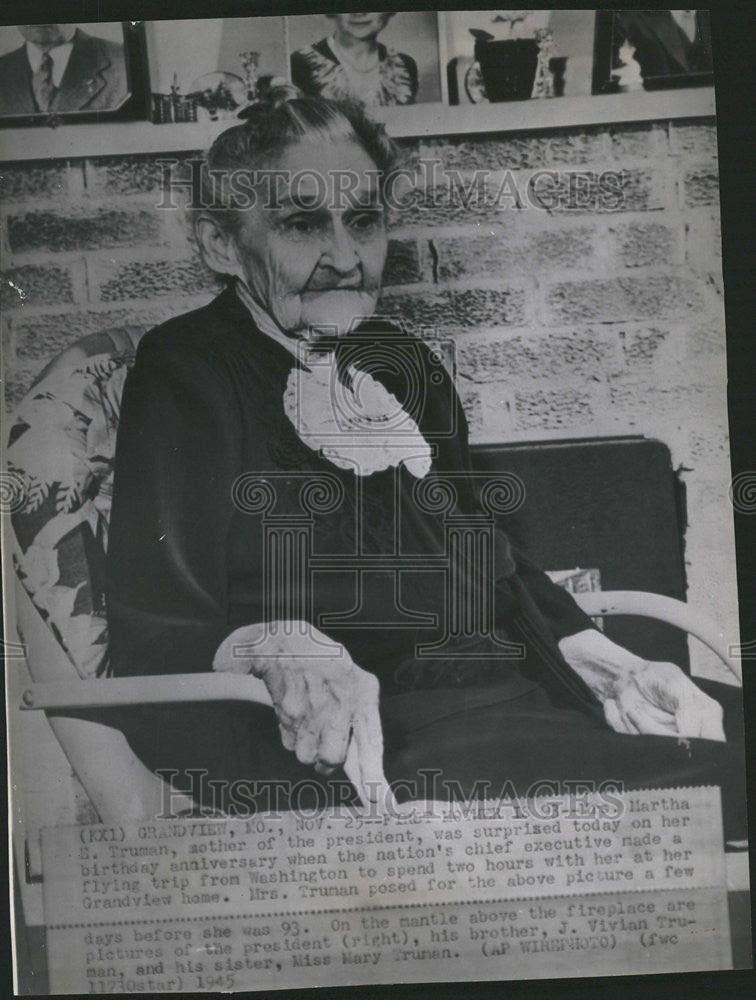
top-left (445, 10), bottom-right (597, 105)
top-left (286, 12), bottom-right (442, 107)
top-left (593, 9), bottom-right (714, 94)
top-left (144, 17), bottom-right (287, 123)
top-left (0, 22), bottom-right (147, 127)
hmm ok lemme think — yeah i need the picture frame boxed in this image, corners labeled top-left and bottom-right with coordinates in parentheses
top-left (286, 12), bottom-right (442, 108)
top-left (592, 9), bottom-right (714, 95)
top-left (0, 12), bottom-right (717, 162)
top-left (144, 17), bottom-right (288, 124)
top-left (0, 21), bottom-right (148, 128)
top-left (444, 10), bottom-right (597, 105)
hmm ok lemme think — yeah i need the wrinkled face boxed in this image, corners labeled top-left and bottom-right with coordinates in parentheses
top-left (19, 24), bottom-right (76, 48)
top-left (233, 138), bottom-right (387, 338)
top-left (329, 13), bottom-right (393, 42)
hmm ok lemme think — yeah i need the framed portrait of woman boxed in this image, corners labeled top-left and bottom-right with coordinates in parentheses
top-left (286, 12), bottom-right (442, 108)
top-left (593, 9), bottom-right (714, 94)
top-left (0, 21), bottom-right (147, 127)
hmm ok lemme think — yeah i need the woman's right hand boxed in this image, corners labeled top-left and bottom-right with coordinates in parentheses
top-left (213, 621), bottom-right (390, 805)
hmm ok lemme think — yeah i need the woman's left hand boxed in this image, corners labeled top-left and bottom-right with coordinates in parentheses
top-left (558, 630), bottom-right (726, 742)
top-left (603, 661), bottom-right (726, 741)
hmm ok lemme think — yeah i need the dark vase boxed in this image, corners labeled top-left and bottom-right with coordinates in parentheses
top-left (549, 56), bottom-right (568, 98)
top-left (474, 37), bottom-right (540, 102)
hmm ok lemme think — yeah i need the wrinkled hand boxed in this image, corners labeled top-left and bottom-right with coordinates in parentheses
top-left (213, 621), bottom-right (392, 805)
top-left (603, 661), bottom-right (725, 742)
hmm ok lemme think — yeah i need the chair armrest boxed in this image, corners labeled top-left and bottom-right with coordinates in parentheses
top-left (13, 576), bottom-right (196, 823)
top-left (20, 674), bottom-right (383, 809)
top-left (20, 673), bottom-right (273, 712)
top-left (572, 590), bottom-right (741, 681)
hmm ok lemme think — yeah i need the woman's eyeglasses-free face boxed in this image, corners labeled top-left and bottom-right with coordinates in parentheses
top-left (231, 138), bottom-right (389, 337)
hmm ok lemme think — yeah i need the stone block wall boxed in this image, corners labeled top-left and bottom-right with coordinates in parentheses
top-left (0, 117), bottom-right (736, 679)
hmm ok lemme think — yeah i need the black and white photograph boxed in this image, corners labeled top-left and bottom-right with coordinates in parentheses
top-left (445, 10), bottom-right (597, 104)
top-left (0, 4), bottom-right (752, 997)
top-left (0, 21), bottom-right (143, 124)
top-left (593, 9), bottom-right (714, 94)
top-left (287, 12), bottom-right (442, 106)
top-left (145, 17), bottom-right (287, 123)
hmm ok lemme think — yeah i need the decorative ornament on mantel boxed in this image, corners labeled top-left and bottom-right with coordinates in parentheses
top-left (240, 51), bottom-right (260, 105)
top-left (465, 11), bottom-right (565, 104)
top-left (532, 28), bottom-right (555, 99)
top-left (613, 40), bottom-right (644, 92)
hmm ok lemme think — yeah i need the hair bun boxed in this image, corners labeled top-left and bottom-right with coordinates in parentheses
top-left (237, 79), bottom-right (302, 118)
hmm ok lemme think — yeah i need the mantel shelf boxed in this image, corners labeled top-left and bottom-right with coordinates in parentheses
top-left (0, 88), bottom-right (715, 163)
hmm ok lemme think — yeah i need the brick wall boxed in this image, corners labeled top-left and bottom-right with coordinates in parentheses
top-left (0, 117), bottom-right (735, 679)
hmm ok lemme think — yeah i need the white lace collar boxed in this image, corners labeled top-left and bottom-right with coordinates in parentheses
top-left (235, 280), bottom-right (432, 479)
top-left (284, 361), bottom-right (432, 479)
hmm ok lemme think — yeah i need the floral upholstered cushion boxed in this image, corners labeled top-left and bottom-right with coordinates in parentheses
top-left (8, 336), bottom-right (140, 678)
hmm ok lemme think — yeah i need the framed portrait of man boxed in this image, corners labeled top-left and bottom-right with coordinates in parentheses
top-left (0, 21), bottom-right (147, 126)
top-left (593, 9), bottom-right (714, 94)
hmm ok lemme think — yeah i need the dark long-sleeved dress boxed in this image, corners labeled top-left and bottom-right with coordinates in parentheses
top-left (106, 287), bottom-right (745, 832)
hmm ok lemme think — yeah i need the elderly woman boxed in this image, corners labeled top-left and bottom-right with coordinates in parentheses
top-left (106, 88), bottom-right (742, 822)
